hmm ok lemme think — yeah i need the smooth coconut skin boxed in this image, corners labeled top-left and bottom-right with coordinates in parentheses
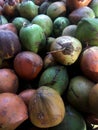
top-left (67, 75), bottom-right (95, 113)
top-left (31, 14), bottom-right (53, 37)
top-left (89, 0), bottom-right (98, 17)
top-left (66, 0), bottom-right (92, 11)
top-left (29, 86), bottom-right (65, 128)
top-left (46, 1), bottom-right (66, 20)
top-left (68, 6), bottom-right (95, 25)
top-left (0, 15), bottom-right (8, 24)
top-left (80, 46), bottom-right (98, 82)
top-left (0, 23), bottom-right (18, 34)
top-left (19, 24), bottom-right (46, 53)
top-left (17, 1), bottom-right (38, 20)
top-left (62, 25), bottom-right (77, 37)
top-left (88, 83), bottom-right (98, 116)
top-left (12, 17), bottom-right (30, 32)
top-left (19, 89), bottom-right (36, 106)
top-left (0, 30), bottom-right (21, 61)
top-left (0, 93), bottom-right (28, 130)
top-left (75, 18), bottom-right (98, 47)
top-left (0, 68), bottom-right (19, 93)
top-left (39, 65), bottom-right (69, 95)
top-left (14, 51), bottom-right (43, 80)
top-left (48, 105), bottom-right (87, 130)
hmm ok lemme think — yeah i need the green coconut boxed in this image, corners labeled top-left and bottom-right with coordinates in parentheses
top-left (53, 16), bottom-right (70, 37)
top-left (75, 17), bottom-right (98, 46)
top-left (0, 15), bottom-right (8, 25)
top-left (31, 14), bottom-right (53, 37)
top-left (89, 0), bottom-right (98, 18)
top-left (39, 65), bottom-right (69, 95)
top-left (62, 25), bottom-right (77, 37)
top-left (48, 105), bottom-right (87, 130)
top-left (46, 1), bottom-right (66, 20)
top-left (67, 75), bottom-right (95, 113)
top-left (19, 24), bottom-right (46, 53)
top-left (46, 37), bottom-right (56, 52)
top-left (12, 17), bottom-right (30, 32)
top-left (17, 1), bottom-right (38, 20)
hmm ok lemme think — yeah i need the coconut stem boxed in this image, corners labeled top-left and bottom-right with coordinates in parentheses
top-left (47, 48), bottom-right (65, 54)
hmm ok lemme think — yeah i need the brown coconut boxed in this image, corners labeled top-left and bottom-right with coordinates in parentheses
top-left (80, 46), bottom-right (98, 82)
top-left (0, 93), bottom-right (28, 130)
top-left (0, 68), bottom-right (19, 93)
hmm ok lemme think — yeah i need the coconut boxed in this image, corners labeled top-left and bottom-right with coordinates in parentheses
top-left (50, 36), bottom-right (82, 65)
top-left (75, 18), bottom-right (98, 47)
top-left (80, 46), bottom-right (98, 82)
top-left (67, 75), bottom-right (95, 113)
top-left (88, 83), bottom-right (98, 116)
top-left (29, 86), bottom-right (65, 128)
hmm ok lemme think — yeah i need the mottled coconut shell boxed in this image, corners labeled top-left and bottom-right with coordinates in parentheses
top-left (50, 36), bottom-right (82, 65)
top-left (0, 68), bottom-right (19, 93)
top-left (0, 93), bottom-right (28, 130)
top-left (29, 86), bottom-right (65, 128)
top-left (0, 30), bottom-right (21, 61)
